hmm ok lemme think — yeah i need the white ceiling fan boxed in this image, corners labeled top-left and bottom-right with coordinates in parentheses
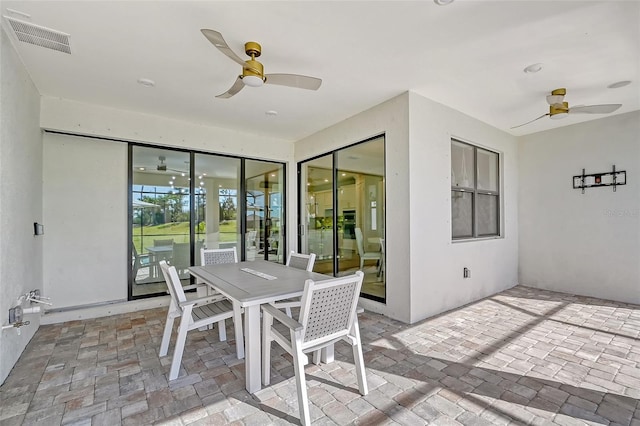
top-left (201, 29), bottom-right (322, 99)
top-left (511, 88), bottom-right (622, 129)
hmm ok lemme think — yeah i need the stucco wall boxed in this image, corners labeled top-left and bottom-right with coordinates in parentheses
top-left (0, 28), bottom-right (43, 384)
top-left (519, 112), bottom-right (640, 304)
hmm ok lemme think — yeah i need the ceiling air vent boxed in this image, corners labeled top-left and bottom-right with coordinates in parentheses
top-left (4, 16), bottom-right (71, 54)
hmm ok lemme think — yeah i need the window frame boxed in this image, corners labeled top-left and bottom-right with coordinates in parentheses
top-left (451, 138), bottom-right (501, 240)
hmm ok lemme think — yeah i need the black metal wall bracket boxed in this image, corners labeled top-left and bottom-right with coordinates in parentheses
top-left (572, 165), bottom-right (626, 194)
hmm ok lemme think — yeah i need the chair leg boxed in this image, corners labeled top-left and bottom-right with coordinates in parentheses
top-left (285, 306), bottom-right (293, 318)
top-left (217, 319), bottom-right (227, 341)
top-left (261, 311), bottom-right (273, 386)
top-left (359, 258), bottom-right (364, 270)
top-left (159, 313), bottom-right (175, 357)
top-left (351, 320), bottom-right (368, 395)
top-left (233, 301), bottom-right (244, 360)
top-left (292, 334), bottom-right (311, 426)
top-left (169, 313), bottom-right (191, 381)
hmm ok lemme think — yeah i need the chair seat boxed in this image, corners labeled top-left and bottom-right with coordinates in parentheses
top-left (192, 299), bottom-right (233, 323)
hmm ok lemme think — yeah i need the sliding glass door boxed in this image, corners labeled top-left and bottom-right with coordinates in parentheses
top-left (298, 136), bottom-right (386, 302)
top-left (130, 146), bottom-right (284, 299)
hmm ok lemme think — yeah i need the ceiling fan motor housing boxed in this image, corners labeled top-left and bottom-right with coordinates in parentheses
top-left (550, 102), bottom-right (569, 118)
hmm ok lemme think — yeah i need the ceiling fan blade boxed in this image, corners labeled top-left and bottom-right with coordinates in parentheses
top-left (511, 113), bottom-right (550, 129)
top-left (216, 76), bottom-right (245, 99)
top-left (264, 74), bottom-right (322, 90)
top-left (569, 104), bottom-right (622, 114)
top-left (201, 29), bottom-right (246, 67)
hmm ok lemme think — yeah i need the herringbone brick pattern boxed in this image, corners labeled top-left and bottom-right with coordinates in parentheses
top-left (1, 285), bottom-right (639, 425)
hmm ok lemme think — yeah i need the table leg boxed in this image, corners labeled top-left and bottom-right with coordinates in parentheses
top-left (321, 344), bottom-right (335, 363)
top-left (244, 304), bottom-right (262, 393)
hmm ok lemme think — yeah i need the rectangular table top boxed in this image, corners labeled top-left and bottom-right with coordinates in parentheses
top-left (189, 260), bottom-right (331, 307)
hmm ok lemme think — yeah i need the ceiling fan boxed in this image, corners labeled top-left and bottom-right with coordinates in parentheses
top-left (156, 156), bottom-right (186, 174)
top-left (201, 29), bottom-right (322, 99)
top-left (511, 88), bottom-right (622, 129)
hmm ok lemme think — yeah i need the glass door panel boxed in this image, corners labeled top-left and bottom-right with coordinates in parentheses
top-left (245, 160), bottom-right (285, 262)
top-left (299, 155), bottom-right (334, 274)
top-left (298, 136), bottom-right (386, 302)
top-left (336, 138), bottom-right (385, 301)
top-left (131, 146), bottom-right (191, 297)
top-left (194, 154), bottom-right (241, 259)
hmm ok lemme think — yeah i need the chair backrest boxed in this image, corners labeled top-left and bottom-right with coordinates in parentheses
top-left (132, 242), bottom-right (140, 276)
top-left (171, 242), bottom-right (190, 270)
top-left (201, 247), bottom-right (238, 265)
top-left (354, 228), bottom-right (365, 256)
top-left (159, 260), bottom-right (187, 307)
top-left (154, 239), bottom-right (174, 246)
top-left (246, 230), bottom-right (257, 248)
top-left (298, 271), bottom-right (364, 346)
top-left (286, 251), bottom-right (316, 272)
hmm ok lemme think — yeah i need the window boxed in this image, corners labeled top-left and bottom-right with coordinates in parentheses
top-left (451, 139), bottom-right (500, 239)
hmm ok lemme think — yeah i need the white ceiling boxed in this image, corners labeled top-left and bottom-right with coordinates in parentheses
top-left (2, 1), bottom-right (639, 142)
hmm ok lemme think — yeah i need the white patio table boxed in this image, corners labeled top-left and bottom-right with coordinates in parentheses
top-left (189, 260), bottom-right (332, 393)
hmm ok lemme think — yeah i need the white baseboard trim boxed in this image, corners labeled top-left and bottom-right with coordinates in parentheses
top-left (41, 296), bottom-right (170, 324)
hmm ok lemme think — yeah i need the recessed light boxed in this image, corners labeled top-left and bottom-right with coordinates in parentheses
top-left (137, 78), bottom-right (155, 87)
top-left (608, 80), bottom-right (631, 89)
top-left (265, 110), bottom-right (278, 116)
top-left (139, 167), bottom-right (145, 171)
top-left (434, 0), bottom-right (454, 4)
top-left (523, 63), bottom-right (543, 73)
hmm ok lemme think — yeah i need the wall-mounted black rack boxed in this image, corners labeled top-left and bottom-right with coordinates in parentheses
top-left (572, 165), bottom-right (626, 194)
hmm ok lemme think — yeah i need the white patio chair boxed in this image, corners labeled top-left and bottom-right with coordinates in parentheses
top-left (199, 247), bottom-right (245, 359)
top-left (355, 227), bottom-right (381, 271)
top-left (261, 271), bottom-right (367, 426)
top-left (273, 251), bottom-right (317, 317)
top-left (158, 260), bottom-right (235, 381)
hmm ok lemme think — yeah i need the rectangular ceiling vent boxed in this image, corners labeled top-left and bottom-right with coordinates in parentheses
top-left (4, 16), bottom-right (71, 54)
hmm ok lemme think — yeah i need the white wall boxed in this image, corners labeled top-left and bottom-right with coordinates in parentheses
top-left (0, 28), bottom-right (43, 384)
top-left (519, 112), bottom-right (640, 304)
top-left (408, 92), bottom-right (519, 323)
top-left (295, 94), bottom-right (412, 322)
top-left (43, 133), bottom-right (128, 308)
top-left (296, 92), bottom-right (520, 323)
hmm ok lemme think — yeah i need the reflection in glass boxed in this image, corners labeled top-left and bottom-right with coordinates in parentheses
top-left (477, 148), bottom-right (498, 191)
top-left (299, 155), bottom-right (333, 274)
top-left (452, 191), bottom-right (473, 238)
top-left (245, 160), bottom-right (285, 262)
top-left (131, 147), bottom-right (191, 297)
top-left (298, 136), bottom-right (386, 303)
top-left (451, 141), bottom-right (475, 188)
top-left (194, 154), bottom-right (240, 258)
top-left (477, 193), bottom-right (498, 236)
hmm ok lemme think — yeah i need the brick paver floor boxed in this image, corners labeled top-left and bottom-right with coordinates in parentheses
top-left (1, 285), bottom-right (639, 425)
